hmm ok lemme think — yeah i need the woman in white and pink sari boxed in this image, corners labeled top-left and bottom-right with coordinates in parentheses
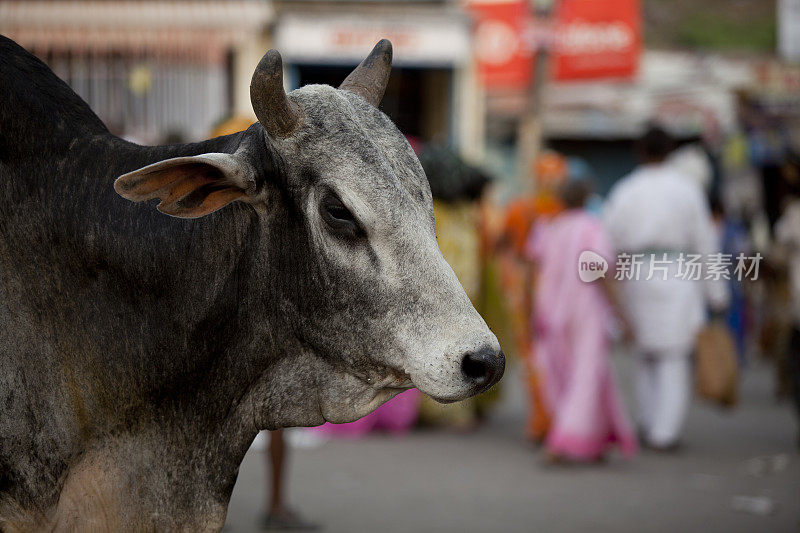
top-left (526, 178), bottom-right (637, 463)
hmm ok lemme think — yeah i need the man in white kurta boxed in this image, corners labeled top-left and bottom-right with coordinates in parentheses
top-left (604, 127), bottom-right (729, 450)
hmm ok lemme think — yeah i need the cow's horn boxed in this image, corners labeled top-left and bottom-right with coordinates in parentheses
top-left (339, 39), bottom-right (392, 107)
top-left (250, 50), bottom-right (301, 138)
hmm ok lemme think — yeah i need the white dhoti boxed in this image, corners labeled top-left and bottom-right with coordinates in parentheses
top-left (635, 348), bottom-right (692, 447)
top-left (623, 269), bottom-right (701, 448)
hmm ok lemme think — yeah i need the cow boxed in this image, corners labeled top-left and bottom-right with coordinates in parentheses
top-left (0, 36), bottom-right (504, 531)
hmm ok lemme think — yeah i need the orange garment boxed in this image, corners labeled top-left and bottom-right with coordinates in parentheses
top-left (502, 194), bottom-right (563, 255)
top-left (525, 357), bottom-right (551, 441)
top-left (499, 192), bottom-right (563, 442)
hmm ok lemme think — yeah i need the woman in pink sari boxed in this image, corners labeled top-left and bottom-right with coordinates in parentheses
top-left (526, 178), bottom-right (637, 462)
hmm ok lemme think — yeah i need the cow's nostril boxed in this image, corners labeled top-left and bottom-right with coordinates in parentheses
top-left (462, 352), bottom-right (489, 383)
top-left (461, 348), bottom-right (504, 390)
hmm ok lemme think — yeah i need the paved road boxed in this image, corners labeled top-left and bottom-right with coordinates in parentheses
top-left (225, 355), bottom-right (800, 533)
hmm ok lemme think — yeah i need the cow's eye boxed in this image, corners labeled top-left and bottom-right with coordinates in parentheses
top-left (320, 193), bottom-right (360, 237)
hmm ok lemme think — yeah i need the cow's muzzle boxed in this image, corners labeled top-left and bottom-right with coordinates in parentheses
top-left (461, 347), bottom-right (505, 395)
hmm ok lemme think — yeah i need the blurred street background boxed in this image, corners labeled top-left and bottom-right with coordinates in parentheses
top-left (225, 354), bottom-right (799, 532)
top-left (3, 0), bottom-right (800, 531)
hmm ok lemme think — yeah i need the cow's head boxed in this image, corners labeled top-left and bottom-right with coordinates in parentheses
top-left (114, 40), bottom-right (503, 427)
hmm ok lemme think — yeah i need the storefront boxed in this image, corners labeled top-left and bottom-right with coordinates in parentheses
top-left (272, 3), bottom-right (482, 158)
top-left (0, 0), bottom-right (272, 142)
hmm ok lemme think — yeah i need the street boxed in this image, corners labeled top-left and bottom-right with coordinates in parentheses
top-left (225, 355), bottom-right (800, 533)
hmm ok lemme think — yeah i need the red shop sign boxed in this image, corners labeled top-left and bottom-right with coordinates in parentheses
top-left (552, 0), bottom-right (641, 81)
top-left (469, 0), bottom-right (534, 90)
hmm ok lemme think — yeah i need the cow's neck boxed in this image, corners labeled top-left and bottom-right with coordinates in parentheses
top-left (71, 131), bottom-right (260, 324)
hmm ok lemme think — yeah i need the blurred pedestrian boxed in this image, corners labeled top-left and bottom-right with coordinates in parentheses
top-left (710, 196), bottom-right (752, 364)
top-left (774, 194), bottom-right (800, 449)
top-left (500, 152), bottom-right (566, 442)
top-left (415, 144), bottom-right (497, 429)
top-left (526, 174), bottom-right (637, 463)
top-left (741, 97), bottom-right (794, 234)
top-left (260, 430), bottom-right (319, 531)
top-left (604, 126), bottom-right (729, 451)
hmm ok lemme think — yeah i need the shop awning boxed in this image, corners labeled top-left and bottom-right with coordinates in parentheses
top-left (274, 11), bottom-right (471, 67)
top-left (0, 0), bottom-right (273, 59)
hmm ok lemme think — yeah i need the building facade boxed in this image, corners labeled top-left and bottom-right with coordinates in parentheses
top-left (1, 0), bottom-right (485, 160)
top-left (2, 0), bottom-right (270, 142)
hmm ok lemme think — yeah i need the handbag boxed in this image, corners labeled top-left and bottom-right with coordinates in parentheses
top-left (695, 320), bottom-right (739, 407)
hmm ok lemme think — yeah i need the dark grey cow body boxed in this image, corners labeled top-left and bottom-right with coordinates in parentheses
top-left (0, 36), bottom-right (503, 530)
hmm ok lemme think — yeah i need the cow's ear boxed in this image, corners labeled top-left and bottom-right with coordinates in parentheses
top-left (114, 153), bottom-right (257, 218)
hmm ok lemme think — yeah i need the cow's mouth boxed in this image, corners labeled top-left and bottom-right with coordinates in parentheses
top-left (429, 396), bottom-right (460, 404)
top-left (339, 357), bottom-right (414, 391)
